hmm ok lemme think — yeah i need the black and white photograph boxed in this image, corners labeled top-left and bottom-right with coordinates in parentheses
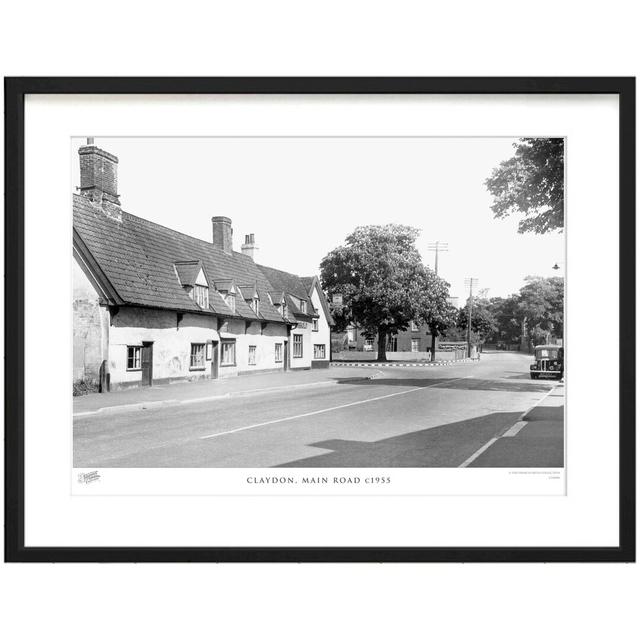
top-left (72, 136), bottom-right (565, 473)
top-left (4, 74), bottom-right (634, 570)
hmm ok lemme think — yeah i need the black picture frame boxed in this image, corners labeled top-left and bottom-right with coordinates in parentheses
top-left (4, 77), bottom-right (635, 563)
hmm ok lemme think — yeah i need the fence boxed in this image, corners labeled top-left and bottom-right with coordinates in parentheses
top-left (332, 348), bottom-right (467, 362)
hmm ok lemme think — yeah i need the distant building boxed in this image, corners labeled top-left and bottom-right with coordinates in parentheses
top-left (332, 320), bottom-right (437, 357)
top-left (73, 141), bottom-right (334, 392)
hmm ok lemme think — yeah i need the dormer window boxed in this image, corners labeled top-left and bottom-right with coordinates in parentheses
top-left (300, 300), bottom-right (307, 314)
top-left (174, 260), bottom-right (211, 311)
top-left (193, 284), bottom-right (209, 309)
top-left (215, 280), bottom-right (238, 314)
top-left (239, 284), bottom-right (260, 317)
top-left (268, 291), bottom-right (286, 317)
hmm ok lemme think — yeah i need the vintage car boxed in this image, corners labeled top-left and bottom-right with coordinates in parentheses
top-left (530, 344), bottom-right (564, 379)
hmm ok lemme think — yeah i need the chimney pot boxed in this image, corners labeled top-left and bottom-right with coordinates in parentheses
top-left (78, 139), bottom-right (120, 206)
top-left (241, 232), bottom-right (258, 260)
top-left (212, 216), bottom-right (233, 254)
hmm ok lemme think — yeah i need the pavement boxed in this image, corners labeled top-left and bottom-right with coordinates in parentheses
top-left (465, 382), bottom-right (564, 467)
top-left (73, 367), bottom-right (352, 415)
top-left (73, 352), bottom-right (564, 468)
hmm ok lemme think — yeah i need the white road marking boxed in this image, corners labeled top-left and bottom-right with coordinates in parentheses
top-left (458, 438), bottom-right (499, 468)
top-left (519, 384), bottom-right (560, 421)
top-left (200, 376), bottom-right (471, 440)
top-left (502, 421), bottom-right (527, 438)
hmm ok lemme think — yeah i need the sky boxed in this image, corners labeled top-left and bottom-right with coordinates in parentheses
top-left (71, 137), bottom-right (565, 305)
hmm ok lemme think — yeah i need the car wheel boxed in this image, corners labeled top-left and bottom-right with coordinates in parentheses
top-left (530, 372), bottom-right (539, 379)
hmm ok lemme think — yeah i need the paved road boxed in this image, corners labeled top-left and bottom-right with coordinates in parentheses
top-left (74, 352), bottom-right (564, 468)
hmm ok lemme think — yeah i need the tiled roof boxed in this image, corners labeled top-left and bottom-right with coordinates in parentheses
top-left (257, 264), bottom-right (318, 321)
top-left (300, 276), bottom-right (314, 291)
top-left (302, 275), bottom-right (336, 327)
top-left (73, 194), bottom-right (286, 323)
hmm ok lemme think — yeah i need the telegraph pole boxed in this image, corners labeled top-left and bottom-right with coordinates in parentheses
top-left (464, 277), bottom-right (479, 358)
top-left (427, 241), bottom-right (448, 276)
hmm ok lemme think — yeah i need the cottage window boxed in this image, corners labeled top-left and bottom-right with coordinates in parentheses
top-left (275, 343), bottom-right (283, 363)
top-left (193, 285), bottom-right (209, 309)
top-left (410, 320), bottom-right (419, 332)
top-left (388, 336), bottom-right (398, 352)
top-left (293, 334), bottom-right (303, 358)
top-left (190, 343), bottom-right (205, 369)
top-left (248, 345), bottom-right (257, 365)
top-left (300, 299), bottom-right (307, 314)
top-left (312, 318), bottom-right (319, 332)
top-left (364, 338), bottom-right (374, 351)
top-left (347, 328), bottom-right (356, 342)
top-left (411, 338), bottom-right (420, 353)
top-left (313, 344), bottom-right (326, 359)
top-left (221, 340), bottom-right (236, 366)
top-left (127, 346), bottom-right (142, 370)
top-left (252, 298), bottom-right (260, 315)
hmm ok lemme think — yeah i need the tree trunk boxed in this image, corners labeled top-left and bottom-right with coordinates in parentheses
top-left (430, 331), bottom-right (437, 362)
top-left (376, 328), bottom-right (387, 362)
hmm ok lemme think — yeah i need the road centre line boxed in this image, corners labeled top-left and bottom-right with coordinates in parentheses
top-left (502, 421), bottom-right (528, 438)
top-left (458, 438), bottom-right (499, 468)
top-left (200, 376), bottom-right (471, 440)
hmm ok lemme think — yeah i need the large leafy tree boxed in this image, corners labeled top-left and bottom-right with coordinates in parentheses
top-left (320, 224), bottom-right (450, 361)
top-left (487, 295), bottom-right (523, 345)
top-left (485, 138), bottom-right (564, 234)
top-left (518, 276), bottom-right (564, 346)
top-left (455, 297), bottom-right (498, 343)
top-left (415, 274), bottom-right (458, 361)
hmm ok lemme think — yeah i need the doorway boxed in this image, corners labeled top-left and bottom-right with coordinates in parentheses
top-left (211, 340), bottom-right (219, 379)
top-left (141, 342), bottom-right (153, 386)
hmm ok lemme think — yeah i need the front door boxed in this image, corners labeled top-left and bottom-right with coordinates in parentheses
top-left (141, 342), bottom-right (153, 386)
top-left (211, 340), bottom-right (219, 379)
top-left (283, 340), bottom-right (289, 371)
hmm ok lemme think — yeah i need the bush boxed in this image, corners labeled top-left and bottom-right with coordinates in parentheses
top-left (73, 379), bottom-right (98, 396)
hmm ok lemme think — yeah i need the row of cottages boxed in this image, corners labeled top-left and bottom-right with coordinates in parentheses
top-left (73, 140), bottom-right (334, 392)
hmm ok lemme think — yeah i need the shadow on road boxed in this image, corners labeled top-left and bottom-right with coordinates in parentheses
top-left (277, 411), bottom-right (524, 468)
top-left (524, 406), bottom-right (563, 422)
top-left (333, 376), bottom-right (554, 394)
top-left (500, 372), bottom-right (535, 380)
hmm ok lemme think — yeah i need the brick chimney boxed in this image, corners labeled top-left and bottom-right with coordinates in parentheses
top-left (241, 233), bottom-right (258, 260)
top-left (212, 216), bottom-right (233, 254)
top-left (78, 138), bottom-right (120, 205)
